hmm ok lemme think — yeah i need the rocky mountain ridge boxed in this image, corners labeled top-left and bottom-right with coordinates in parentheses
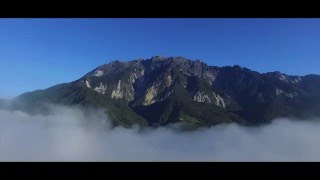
top-left (2, 56), bottom-right (320, 128)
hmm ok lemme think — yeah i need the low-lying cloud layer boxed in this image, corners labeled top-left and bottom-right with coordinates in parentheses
top-left (1, 105), bottom-right (320, 161)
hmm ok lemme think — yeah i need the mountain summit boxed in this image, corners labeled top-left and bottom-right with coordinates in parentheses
top-left (2, 56), bottom-right (320, 128)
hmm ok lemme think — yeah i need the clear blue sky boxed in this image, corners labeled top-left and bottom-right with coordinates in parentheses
top-left (1, 18), bottom-right (320, 98)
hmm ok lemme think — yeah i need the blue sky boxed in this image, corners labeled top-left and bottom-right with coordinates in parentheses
top-left (1, 18), bottom-right (320, 98)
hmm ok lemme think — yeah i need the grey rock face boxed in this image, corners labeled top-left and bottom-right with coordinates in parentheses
top-left (7, 56), bottom-right (320, 128)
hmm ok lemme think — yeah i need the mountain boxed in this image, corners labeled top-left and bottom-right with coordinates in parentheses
top-left (2, 56), bottom-right (320, 128)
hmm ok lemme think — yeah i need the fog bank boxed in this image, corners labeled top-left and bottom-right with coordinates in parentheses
top-left (0, 105), bottom-right (320, 161)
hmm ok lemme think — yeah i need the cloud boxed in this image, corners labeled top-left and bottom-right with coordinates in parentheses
top-left (0, 105), bottom-right (320, 161)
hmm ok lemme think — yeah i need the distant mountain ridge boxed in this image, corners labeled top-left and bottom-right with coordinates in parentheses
top-left (2, 56), bottom-right (320, 128)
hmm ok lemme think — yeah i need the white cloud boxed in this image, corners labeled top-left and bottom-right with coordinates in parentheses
top-left (0, 105), bottom-right (320, 161)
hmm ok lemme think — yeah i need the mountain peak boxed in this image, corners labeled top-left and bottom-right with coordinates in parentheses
top-left (110, 60), bottom-right (124, 64)
top-left (7, 56), bottom-right (320, 129)
top-left (150, 55), bottom-right (166, 61)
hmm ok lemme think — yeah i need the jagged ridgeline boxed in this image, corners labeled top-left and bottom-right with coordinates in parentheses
top-left (2, 56), bottom-right (320, 128)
